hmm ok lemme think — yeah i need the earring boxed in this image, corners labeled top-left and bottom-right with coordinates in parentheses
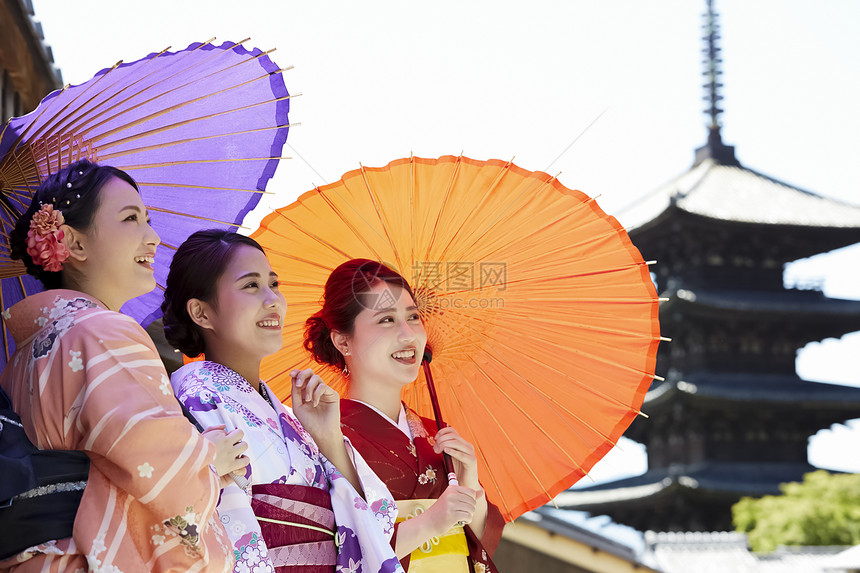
top-left (341, 347), bottom-right (350, 377)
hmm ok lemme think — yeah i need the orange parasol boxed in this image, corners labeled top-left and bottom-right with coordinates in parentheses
top-left (252, 155), bottom-right (663, 521)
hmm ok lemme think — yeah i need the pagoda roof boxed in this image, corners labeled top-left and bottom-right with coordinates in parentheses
top-left (643, 373), bottom-right (860, 409)
top-left (662, 287), bottom-right (860, 318)
top-left (554, 461), bottom-right (817, 509)
top-left (618, 158), bottom-right (860, 231)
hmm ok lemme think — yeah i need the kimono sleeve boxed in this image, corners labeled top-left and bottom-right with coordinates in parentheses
top-left (171, 367), bottom-right (238, 433)
top-left (60, 316), bottom-right (223, 556)
top-left (326, 436), bottom-right (399, 540)
top-left (475, 499), bottom-right (505, 555)
top-left (319, 439), bottom-right (403, 572)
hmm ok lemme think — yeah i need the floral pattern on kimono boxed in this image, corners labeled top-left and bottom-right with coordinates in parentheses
top-left (340, 400), bottom-right (505, 573)
top-left (172, 361), bottom-right (404, 573)
top-left (0, 290), bottom-right (232, 573)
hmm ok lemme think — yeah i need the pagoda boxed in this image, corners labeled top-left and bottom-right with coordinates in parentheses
top-left (554, 0), bottom-right (860, 532)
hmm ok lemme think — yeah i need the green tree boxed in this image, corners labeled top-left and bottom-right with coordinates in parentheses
top-left (733, 470), bottom-right (860, 552)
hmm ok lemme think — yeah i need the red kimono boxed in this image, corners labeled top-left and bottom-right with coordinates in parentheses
top-left (341, 399), bottom-right (504, 572)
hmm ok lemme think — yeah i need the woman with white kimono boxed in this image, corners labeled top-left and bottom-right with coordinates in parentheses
top-left (162, 230), bottom-right (403, 573)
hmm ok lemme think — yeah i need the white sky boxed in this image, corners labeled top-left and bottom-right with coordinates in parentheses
top-left (30, 0), bottom-right (860, 477)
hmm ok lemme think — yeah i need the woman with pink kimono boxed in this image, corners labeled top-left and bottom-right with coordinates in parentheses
top-left (0, 160), bottom-right (243, 572)
top-left (163, 230), bottom-right (403, 573)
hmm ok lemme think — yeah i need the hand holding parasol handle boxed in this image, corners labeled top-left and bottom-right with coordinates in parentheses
top-left (422, 348), bottom-right (459, 487)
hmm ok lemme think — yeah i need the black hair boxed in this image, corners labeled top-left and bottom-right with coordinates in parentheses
top-left (9, 159), bottom-right (139, 289)
top-left (161, 229), bottom-right (266, 357)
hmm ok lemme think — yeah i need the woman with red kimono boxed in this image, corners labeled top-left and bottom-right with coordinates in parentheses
top-left (304, 259), bottom-right (504, 572)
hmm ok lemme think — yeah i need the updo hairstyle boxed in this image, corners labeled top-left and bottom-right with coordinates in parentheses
top-left (9, 159), bottom-right (138, 289)
top-left (303, 258), bottom-right (415, 371)
top-left (161, 229), bottom-right (265, 357)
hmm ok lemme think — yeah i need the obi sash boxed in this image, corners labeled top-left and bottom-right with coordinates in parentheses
top-left (251, 483), bottom-right (337, 572)
top-left (396, 498), bottom-right (469, 573)
top-left (0, 387), bottom-right (89, 560)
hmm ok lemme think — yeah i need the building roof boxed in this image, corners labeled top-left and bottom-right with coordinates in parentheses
top-left (501, 507), bottom-right (659, 573)
top-left (554, 461), bottom-right (818, 507)
top-left (643, 531), bottom-right (848, 573)
top-left (617, 158), bottom-right (860, 231)
top-left (643, 373), bottom-right (860, 408)
top-left (0, 0), bottom-right (63, 112)
top-left (523, 508), bottom-right (643, 561)
top-left (663, 287), bottom-right (860, 318)
top-left (824, 544), bottom-right (860, 571)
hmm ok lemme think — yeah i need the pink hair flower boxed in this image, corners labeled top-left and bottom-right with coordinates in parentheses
top-left (26, 204), bottom-right (70, 272)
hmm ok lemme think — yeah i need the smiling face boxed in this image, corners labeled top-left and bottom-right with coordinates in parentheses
top-left (344, 281), bottom-right (428, 390)
top-left (72, 176), bottom-right (160, 309)
top-left (200, 244), bottom-right (286, 365)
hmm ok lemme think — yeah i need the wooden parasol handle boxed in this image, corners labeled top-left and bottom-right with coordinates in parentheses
top-left (422, 348), bottom-right (459, 487)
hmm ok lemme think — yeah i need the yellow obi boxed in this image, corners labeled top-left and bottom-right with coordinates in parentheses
top-left (396, 498), bottom-right (469, 572)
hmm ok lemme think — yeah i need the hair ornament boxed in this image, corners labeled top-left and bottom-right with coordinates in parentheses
top-left (26, 204), bottom-right (70, 272)
top-left (66, 182), bottom-right (72, 188)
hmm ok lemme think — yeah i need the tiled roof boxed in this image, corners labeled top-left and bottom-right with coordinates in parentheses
top-left (22, 0), bottom-right (62, 86)
top-left (618, 159), bottom-right (860, 230)
top-left (663, 287), bottom-right (860, 317)
top-left (643, 373), bottom-right (860, 407)
top-left (522, 507), bottom-right (642, 561)
top-left (643, 531), bottom-right (849, 573)
top-left (824, 544), bottom-right (860, 570)
top-left (507, 507), bottom-right (658, 571)
top-left (555, 461), bottom-right (817, 504)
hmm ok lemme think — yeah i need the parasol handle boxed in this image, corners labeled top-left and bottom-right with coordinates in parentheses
top-left (422, 349), bottom-right (459, 487)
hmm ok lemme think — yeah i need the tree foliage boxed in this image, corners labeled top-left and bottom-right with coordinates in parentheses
top-left (732, 470), bottom-right (860, 552)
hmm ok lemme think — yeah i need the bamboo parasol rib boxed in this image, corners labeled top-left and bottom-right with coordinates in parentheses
top-left (0, 39), bottom-right (292, 366)
top-left (252, 155), bottom-right (662, 521)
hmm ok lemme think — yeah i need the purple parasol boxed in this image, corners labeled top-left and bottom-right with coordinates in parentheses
top-left (0, 39), bottom-right (291, 367)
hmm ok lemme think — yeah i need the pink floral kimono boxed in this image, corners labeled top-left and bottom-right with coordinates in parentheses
top-left (0, 290), bottom-right (233, 572)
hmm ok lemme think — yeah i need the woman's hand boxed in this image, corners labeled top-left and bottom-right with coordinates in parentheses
top-left (433, 426), bottom-right (479, 490)
top-left (393, 484), bottom-right (478, 557)
top-left (290, 369), bottom-right (365, 496)
top-left (432, 427), bottom-right (491, 537)
top-left (202, 425), bottom-right (249, 477)
top-left (426, 484), bottom-right (478, 530)
top-left (290, 369), bottom-right (342, 452)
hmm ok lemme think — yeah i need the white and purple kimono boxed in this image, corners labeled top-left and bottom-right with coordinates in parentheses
top-left (172, 361), bottom-right (403, 573)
